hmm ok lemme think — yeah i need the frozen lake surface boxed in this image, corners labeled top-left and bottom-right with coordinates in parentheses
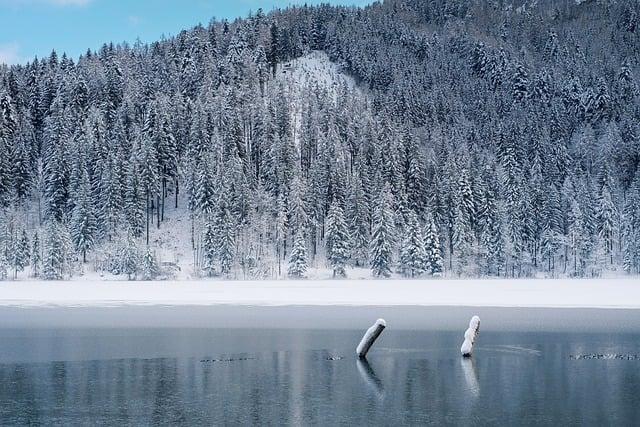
top-left (1, 306), bottom-right (639, 425)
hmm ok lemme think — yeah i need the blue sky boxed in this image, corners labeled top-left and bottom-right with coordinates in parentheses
top-left (0, 0), bottom-right (371, 65)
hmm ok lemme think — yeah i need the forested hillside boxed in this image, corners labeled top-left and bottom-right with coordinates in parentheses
top-left (0, 0), bottom-right (639, 280)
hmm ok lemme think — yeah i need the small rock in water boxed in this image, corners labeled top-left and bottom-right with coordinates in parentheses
top-left (200, 357), bottom-right (255, 363)
top-left (326, 356), bottom-right (344, 361)
top-left (570, 353), bottom-right (639, 360)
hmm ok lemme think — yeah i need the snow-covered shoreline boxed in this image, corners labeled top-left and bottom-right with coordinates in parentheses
top-left (0, 278), bottom-right (638, 309)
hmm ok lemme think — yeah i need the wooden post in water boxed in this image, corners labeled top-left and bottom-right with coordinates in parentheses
top-left (356, 319), bottom-right (386, 358)
top-left (461, 315), bottom-right (481, 357)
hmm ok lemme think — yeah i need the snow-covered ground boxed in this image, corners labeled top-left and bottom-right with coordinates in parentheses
top-left (0, 278), bottom-right (639, 309)
top-left (277, 50), bottom-right (362, 148)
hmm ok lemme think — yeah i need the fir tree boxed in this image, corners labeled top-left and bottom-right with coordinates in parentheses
top-left (0, 252), bottom-right (7, 280)
top-left (11, 228), bottom-right (30, 279)
top-left (142, 247), bottom-right (160, 280)
top-left (399, 211), bottom-right (428, 278)
top-left (125, 158), bottom-right (146, 238)
top-left (480, 188), bottom-right (505, 276)
top-left (370, 186), bottom-right (395, 278)
top-left (119, 233), bottom-right (140, 280)
top-left (347, 173), bottom-right (370, 267)
top-left (596, 186), bottom-right (616, 265)
top-left (325, 199), bottom-right (350, 278)
top-left (31, 231), bottom-right (41, 277)
top-left (424, 212), bottom-right (444, 276)
top-left (215, 194), bottom-right (235, 276)
top-left (43, 221), bottom-right (65, 280)
top-left (70, 169), bottom-right (97, 263)
top-left (202, 216), bottom-right (217, 277)
top-left (288, 229), bottom-right (308, 279)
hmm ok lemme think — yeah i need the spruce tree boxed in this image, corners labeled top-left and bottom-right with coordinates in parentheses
top-left (215, 195), bottom-right (235, 276)
top-left (480, 188), bottom-right (505, 276)
top-left (288, 229), bottom-right (308, 279)
top-left (142, 247), bottom-right (160, 280)
top-left (424, 212), bottom-right (444, 276)
top-left (70, 169), bottom-right (97, 263)
top-left (370, 186), bottom-right (395, 278)
top-left (43, 221), bottom-right (65, 280)
top-left (11, 228), bottom-right (30, 279)
top-left (347, 173), bottom-right (370, 267)
top-left (622, 171), bottom-right (640, 274)
top-left (31, 231), bottom-right (41, 277)
top-left (119, 233), bottom-right (140, 280)
top-left (399, 211), bottom-right (428, 277)
top-left (596, 186), bottom-right (616, 265)
top-left (0, 252), bottom-right (7, 280)
top-left (125, 158), bottom-right (146, 239)
top-left (325, 199), bottom-right (350, 278)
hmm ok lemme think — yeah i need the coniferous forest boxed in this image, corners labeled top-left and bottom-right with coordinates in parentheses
top-left (0, 0), bottom-right (639, 280)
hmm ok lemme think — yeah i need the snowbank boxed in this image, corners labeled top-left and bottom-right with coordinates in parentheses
top-left (0, 278), bottom-right (639, 308)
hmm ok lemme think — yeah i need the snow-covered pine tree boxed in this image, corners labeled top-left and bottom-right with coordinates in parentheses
top-left (288, 229), bottom-right (308, 279)
top-left (325, 199), bottom-right (350, 278)
top-left (399, 211), bottom-right (428, 278)
top-left (98, 151), bottom-right (123, 241)
top-left (43, 221), bottom-right (65, 280)
top-left (622, 171), bottom-right (640, 274)
top-left (195, 155), bottom-right (217, 217)
top-left (0, 219), bottom-right (8, 280)
top-left (11, 228), bottom-right (30, 279)
top-left (0, 251), bottom-right (7, 280)
top-left (479, 187), bottom-right (505, 276)
top-left (142, 247), bottom-right (160, 280)
top-left (70, 169), bottom-right (97, 263)
top-left (452, 196), bottom-right (473, 276)
top-left (119, 233), bottom-right (140, 280)
top-left (138, 129), bottom-right (160, 244)
top-left (274, 192), bottom-right (288, 276)
top-left (288, 175), bottom-right (309, 236)
top-left (31, 231), bottom-right (41, 277)
top-left (202, 216), bottom-right (217, 277)
top-left (215, 193), bottom-right (235, 276)
top-left (511, 62), bottom-right (529, 102)
top-left (424, 212), bottom-right (444, 277)
top-left (596, 186), bottom-right (617, 265)
top-left (125, 155), bottom-right (145, 238)
top-left (347, 172), bottom-right (370, 267)
top-left (370, 185), bottom-right (395, 278)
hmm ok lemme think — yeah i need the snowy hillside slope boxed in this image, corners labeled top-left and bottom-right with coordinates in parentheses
top-left (276, 50), bottom-right (363, 147)
top-left (277, 50), bottom-right (360, 100)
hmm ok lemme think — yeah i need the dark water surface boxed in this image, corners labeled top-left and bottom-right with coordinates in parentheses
top-left (0, 306), bottom-right (639, 425)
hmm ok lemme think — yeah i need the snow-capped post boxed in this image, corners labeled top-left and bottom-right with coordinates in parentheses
top-left (356, 319), bottom-right (386, 358)
top-left (460, 316), bottom-right (481, 358)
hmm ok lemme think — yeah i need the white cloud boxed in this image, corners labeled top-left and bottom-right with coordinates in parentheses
top-left (0, 42), bottom-right (23, 65)
top-left (127, 15), bottom-right (141, 26)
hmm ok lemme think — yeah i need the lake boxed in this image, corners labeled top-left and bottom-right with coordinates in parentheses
top-left (0, 306), bottom-right (639, 425)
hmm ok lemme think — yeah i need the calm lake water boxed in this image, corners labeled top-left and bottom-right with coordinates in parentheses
top-left (0, 306), bottom-right (639, 425)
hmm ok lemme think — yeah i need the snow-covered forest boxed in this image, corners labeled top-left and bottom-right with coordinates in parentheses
top-left (0, 0), bottom-right (639, 281)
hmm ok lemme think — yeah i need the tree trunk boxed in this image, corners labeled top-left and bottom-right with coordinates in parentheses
top-left (146, 191), bottom-right (150, 245)
top-left (175, 180), bottom-right (179, 209)
top-left (161, 178), bottom-right (166, 221)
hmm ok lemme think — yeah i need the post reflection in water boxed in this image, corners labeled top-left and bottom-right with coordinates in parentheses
top-left (0, 329), bottom-right (639, 425)
top-left (460, 357), bottom-right (479, 397)
top-left (356, 357), bottom-right (385, 400)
